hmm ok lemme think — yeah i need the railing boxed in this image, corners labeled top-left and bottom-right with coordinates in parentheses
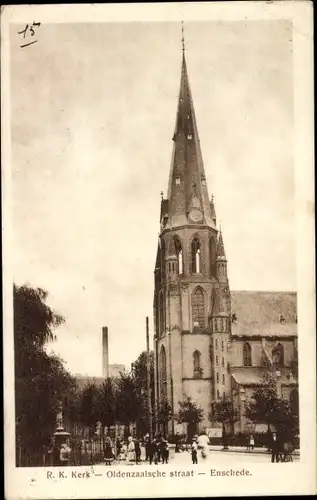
top-left (16, 438), bottom-right (107, 467)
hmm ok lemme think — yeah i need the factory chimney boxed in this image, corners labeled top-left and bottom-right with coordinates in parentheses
top-left (102, 326), bottom-right (109, 378)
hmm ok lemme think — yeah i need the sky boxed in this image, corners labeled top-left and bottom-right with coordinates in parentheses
top-left (10, 20), bottom-right (295, 376)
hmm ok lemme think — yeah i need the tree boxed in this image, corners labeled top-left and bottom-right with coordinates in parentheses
top-left (97, 378), bottom-right (116, 438)
top-left (244, 365), bottom-right (298, 442)
top-left (132, 351), bottom-right (155, 436)
top-left (209, 396), bottom-right (239, 450)
top-left (157, 398), bottom-right (173, 437)
top-left (177, 396), bottom-right (204, 440)
top-left (79, 381), bottom-right (100, 437)
top-left (115, 373), bottom-right (141, 435)
top-left (14, 284), bottom-right (75, 465)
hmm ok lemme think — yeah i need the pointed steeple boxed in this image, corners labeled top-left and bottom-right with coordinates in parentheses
top-left (217, 228), bottom-right (226, 260)
top-left (164, 26), bottom-right (215, 231)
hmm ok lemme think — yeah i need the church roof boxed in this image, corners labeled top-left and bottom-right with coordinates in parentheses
top-left (231, 366), bottom-right (297, 386)
top-left (164, 48), bottom-right (215, 230)
top-left (230, 291), bottom-right (297, 337)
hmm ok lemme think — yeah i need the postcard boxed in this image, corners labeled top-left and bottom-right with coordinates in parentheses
top-left (1, 1), bottom-right (315, 498)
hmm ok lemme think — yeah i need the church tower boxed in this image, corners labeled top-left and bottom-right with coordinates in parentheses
top-left (153, 30), bottom-right (231, 433)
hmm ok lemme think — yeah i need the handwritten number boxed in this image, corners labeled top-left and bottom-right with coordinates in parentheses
top-left (17, 22), bottom-right (41, 48)
top-left (17, 25), bottom-right (29, 38)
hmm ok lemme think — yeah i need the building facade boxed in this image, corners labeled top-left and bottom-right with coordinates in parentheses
top-left (153, 46), bottom-right (298, 435)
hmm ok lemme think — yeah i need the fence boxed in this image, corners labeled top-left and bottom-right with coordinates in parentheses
top-left (16, 437), bottom-right (109, 467)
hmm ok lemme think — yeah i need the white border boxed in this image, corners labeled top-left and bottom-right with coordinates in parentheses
top-left (2, 2), bottom-right (315, 498)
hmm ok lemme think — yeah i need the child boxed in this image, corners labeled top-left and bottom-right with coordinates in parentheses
top-left (160, 438), bottom-right (169, 464)
top-left (191, 439), bottom-right (198, 464)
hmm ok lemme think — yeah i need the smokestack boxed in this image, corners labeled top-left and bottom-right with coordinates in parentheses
top-left (102, 326), bottom-right (109, 378)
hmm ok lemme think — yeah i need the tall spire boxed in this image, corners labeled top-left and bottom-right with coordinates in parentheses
top-left (181, 21), bottom-right (185, 54)
top-left (217, 228), bottom-right (226, 259)
top-left (164, 26), bottom-right (215, 231)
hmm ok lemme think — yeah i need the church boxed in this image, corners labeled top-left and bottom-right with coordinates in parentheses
top-left (153, 39), bottom-right (298, 436)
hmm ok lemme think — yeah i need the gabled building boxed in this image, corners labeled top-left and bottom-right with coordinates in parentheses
top-left (153, 37), bottom-right (298, 435)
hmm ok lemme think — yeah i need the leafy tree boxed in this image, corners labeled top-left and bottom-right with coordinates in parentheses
top-left (244, 365), bottom-right (298, 442)
top-left (115, 373), bottom-right (141, 434)
top-left (157, 398), bottom-right (173, 437)
top-left (79, 381), bottom-right (101, 437)
top-left (244, 369), bottom-right (278, 431)
top-left (14, 284), bottom-right (74, 465)
top-left (177, 396), bottom-right (204, 440)
top-left (132, 351), bottom-right (155, 436)
top-left (98, 378), bottom-right (116, 435)
top-left (209, 396), bottom-right (239, 449)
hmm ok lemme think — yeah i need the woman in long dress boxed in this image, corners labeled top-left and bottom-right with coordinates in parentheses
top-left (126, 436), bottom-right (135, 463)
top-left (104, 437), bottom-right (114, 466)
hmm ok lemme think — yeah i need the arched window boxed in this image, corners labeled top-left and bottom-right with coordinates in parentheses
top-left (222, 374), bottom-right (225, 385)
top-left (243, 342), bottom-right (252, 367)
top-left (159, 293), bottom-right (165, 335)
top-left (174, 237), bottom-right (183, 275)
top-left (272, 343), bottom-right (284, 367)
top-left (216, 372), bottom-right (219, 383)
top-left (221, 341), bottom-right (224, 351)
top-left (193, 350), bottom-right (201, 376)
top-left (191, 238), bottom-right (201, 273)
top-left (192, 287), bottom-right (205, 327)
top-left (159, 345), bottom-right (167, 399)
top-left (216, 355), bottom-right (218, 365)
top-left (222, 357), bottom-right (224, 367)
top-left (217, 389), bottom-right (220, 399)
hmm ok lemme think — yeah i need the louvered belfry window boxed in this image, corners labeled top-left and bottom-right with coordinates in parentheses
top-left (191, 238), bottom-right (201, 273)
top-left (192, 287), bottom-right (205, 327)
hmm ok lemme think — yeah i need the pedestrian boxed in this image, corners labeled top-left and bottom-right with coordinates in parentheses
top-left (126, 436), bottom-right (135, 463)
top-left (249, 434), bottom-right (255, 450)
top-left (156, 435), bottom-right (162, 462)
top-left (144, 433), bottom-right (150, 461)
top-left (175, 432), bottom-right (180, 453)
top-left (271, 432), bottom-right (280, 463)
top-left (59, 443), bottom-right (71, 466)
top-left (149, 437), bottom-right (158, 465)
top-left (116, 437), bottom-right (122, 459)
top-left (191, 439), bottom-right (198, 464)
top-left (197, 430), bottom-right (209, 460)
top-left (104, 437), bottom-right (114, 466)
top-left (160, 437), bottom-right (169, 464)
top-left (134, 436), bottom-right (141, 465)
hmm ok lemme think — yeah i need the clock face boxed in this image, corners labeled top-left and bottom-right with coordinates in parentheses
top-left (189, 208), bottom-right (203, 223)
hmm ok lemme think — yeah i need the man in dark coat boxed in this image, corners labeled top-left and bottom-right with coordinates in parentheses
top-left (134, 437), bottom-right (141, 464)
top-left (149, 438), bottom-right (158, 465)
top-left (271, 432), bottom-right (281, 462)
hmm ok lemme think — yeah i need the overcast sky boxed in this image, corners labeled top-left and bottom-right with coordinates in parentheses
top-left (10, 20), bottom-right (295, 376)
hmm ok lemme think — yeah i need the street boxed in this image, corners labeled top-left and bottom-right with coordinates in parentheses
top-left (115, 446), bottom-right (299, 466)
top-left (167, 449), bottom-right (299, 465)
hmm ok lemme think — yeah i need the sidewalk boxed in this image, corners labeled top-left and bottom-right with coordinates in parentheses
top-left (169, 444), bottom-right (299, 456)
top-left (209, 445), bottom-right (300, 456)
